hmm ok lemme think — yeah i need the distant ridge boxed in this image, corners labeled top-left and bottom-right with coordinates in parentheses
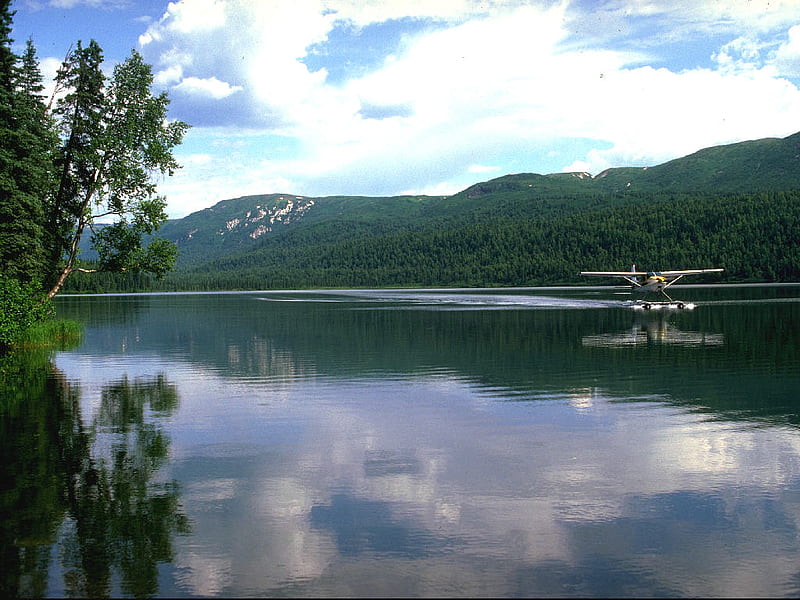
top-left (590, 131), bottom-right (800, 193)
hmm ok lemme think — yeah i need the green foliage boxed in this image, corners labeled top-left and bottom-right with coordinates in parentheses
top-left (91, 218), bottom-right (177, 279)
top-left (0, 274), bottom-right (53, 348)
top-left (0, 6), bottom-right (55, 283)
top-left (134, 237), bottom-right (178, 278)
top-left (42, 42), bottom-right (187, 296)
top-left (598, 133), bottom-right (800, 194)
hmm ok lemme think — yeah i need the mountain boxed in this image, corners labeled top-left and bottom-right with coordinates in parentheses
top-left (158, 193), bottom-right (433, 265)
top-left (159, 131), bottom-right (800, 265)
top-left (68, 132), bottom-right (800, 291)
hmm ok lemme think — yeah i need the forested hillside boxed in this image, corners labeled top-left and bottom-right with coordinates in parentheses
top-left (65, 189), bottom-right (799, 292)
top-left (63, 132), bottom-right (800, 292)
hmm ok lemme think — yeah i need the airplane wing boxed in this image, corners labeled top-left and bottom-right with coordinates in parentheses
top-left (580, 271), bottom-right (648, 277)
top-left (658, 268), bottom-right (724, 279)
top-left (580, 268), bottom-right (723, 278)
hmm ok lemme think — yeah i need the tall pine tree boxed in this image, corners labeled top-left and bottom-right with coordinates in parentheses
top-left (0, 0), bottom-right (53, 284)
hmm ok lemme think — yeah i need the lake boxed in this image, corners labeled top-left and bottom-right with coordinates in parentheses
top-left (2, 285), bottom-right (800, 597)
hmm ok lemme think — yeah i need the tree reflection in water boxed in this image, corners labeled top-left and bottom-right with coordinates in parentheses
top-left (0, 352), bottom-right (189, 598)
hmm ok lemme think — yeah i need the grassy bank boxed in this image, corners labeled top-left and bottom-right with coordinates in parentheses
top-left (12, 319), bottom-right (83, 351)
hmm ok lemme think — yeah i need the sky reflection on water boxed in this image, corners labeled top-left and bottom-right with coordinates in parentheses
top-left (3, 286), bottom-right (800, 597)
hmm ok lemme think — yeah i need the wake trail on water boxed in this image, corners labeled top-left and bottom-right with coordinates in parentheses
top-left (344, 292), bottom-right (628, 310)
top-left (252, 290), bottom-right (800, 310)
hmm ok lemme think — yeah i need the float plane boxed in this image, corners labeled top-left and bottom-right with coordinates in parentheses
top-left (580, 265), bottom-right (723, 309)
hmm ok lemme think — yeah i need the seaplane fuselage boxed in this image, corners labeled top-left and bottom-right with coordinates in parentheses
top-left (639, 273), bottom-right (667, 293)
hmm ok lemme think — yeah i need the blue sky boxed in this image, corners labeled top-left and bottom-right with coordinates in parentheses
top-left (10, 0), bottom-right (800, 218)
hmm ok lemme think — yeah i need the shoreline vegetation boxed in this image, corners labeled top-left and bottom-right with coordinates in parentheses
top-left (11, 318), bottom-right (82, 350)
top-left (0, 274), bottom-right (82, 355)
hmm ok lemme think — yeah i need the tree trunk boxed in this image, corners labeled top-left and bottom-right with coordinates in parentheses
top-left (46, 264), bottom-right (72, 299)
top-left (46, 185), bottom-right (95, 298)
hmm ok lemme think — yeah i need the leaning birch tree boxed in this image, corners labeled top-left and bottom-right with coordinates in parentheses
top-left (44, 40), bottom-right (188, 298)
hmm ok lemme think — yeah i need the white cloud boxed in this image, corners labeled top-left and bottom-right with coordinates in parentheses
top-left (142, 0), bottom-right (227, 41)
top-left (565, 64), bottom-right (800, 173)
top-left (154, 64), bottom-right (183, 86)
top-left (319, 0), bottom-right (521, 27)
top-left (135, 0), bottom-right (800, 216)
top-left (174, 76), bottom-right (242, 99)
top-left (772, 24), bottom-right (800, 77)
top-left (38, 56), bottom-right (63, 102)
top-left (181, 153), bottom-right (214, 166)
top-left (583, 0), bottom-right (800, 36)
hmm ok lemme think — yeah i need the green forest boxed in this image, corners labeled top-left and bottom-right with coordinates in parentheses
top-left (63, 189), bottom-right (799, 293)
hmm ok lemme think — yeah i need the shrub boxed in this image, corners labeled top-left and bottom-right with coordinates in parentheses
top-left (0, 275), bottom-right (54, 349)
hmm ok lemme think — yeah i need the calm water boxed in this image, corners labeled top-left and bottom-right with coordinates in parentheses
top-left (2, 285), bottom-right (800, 597)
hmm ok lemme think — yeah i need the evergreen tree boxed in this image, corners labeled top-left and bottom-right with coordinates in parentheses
top-left (0, 1), bottom-right (52, 283)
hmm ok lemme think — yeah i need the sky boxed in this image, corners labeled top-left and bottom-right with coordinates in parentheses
top-left (10, 0), bottom-right (800, 219)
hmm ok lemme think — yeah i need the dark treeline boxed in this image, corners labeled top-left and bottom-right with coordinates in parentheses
top-left (63, 190), bottom-right (800, 292)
